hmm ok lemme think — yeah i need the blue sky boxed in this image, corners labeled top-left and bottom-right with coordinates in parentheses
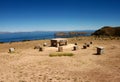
top-left (0, 0), bottom-right (120, 32)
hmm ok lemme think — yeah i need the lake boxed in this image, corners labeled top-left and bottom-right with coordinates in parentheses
top-left (0, 30), bottom-right (94, 43)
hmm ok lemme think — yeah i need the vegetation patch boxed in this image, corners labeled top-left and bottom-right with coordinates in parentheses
top-left (0, 42), bottom-right (4, 44)
top-left (49, 52), bottom-right (74, 57)
top-left (92, 26), bottom-right (120, 37)
top-left (22, 40), bottom-right (31, 42)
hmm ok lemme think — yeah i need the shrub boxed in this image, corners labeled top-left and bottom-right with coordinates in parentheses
top-left (0, 42), bottom-right (4, 44)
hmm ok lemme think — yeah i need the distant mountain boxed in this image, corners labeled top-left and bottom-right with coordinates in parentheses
top-left (92, 26), bottom-right (120, 36)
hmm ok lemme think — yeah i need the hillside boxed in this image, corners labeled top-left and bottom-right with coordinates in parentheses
top-left (0, 37), bottom-right (120, 82)
top-left (92, 26), bottom-right (120, 36)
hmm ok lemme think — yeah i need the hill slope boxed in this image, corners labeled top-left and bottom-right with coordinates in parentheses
top-left (92, 26), bottom-right (120, 36)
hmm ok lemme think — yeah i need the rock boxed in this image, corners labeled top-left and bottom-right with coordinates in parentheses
top-left (39, 47), bottom-right (44, 51)
top-left (9, 48), bottom-right (15, 53)
top-left (83, 45), bottom-right (87, 49)
top-left (58, 46), bottom-right (63, 52)
top-left (43, 43), bottom-right (47, 47)
top-left (96, 46), bottom-right (104, 55)
top-left (73, 45), bottom-right (78, 51)
top-left (34, 45), bottom-right (41, 49)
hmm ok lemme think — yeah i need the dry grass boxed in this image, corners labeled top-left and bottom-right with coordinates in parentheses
top-left (49, 52), bottom-right (74, 57)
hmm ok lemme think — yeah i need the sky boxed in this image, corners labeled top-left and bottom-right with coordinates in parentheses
top-left (0, 0), bottom-right (120, 32)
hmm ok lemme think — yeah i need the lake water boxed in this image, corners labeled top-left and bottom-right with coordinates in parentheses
top-left (0, 31), bottom-right (94, 43)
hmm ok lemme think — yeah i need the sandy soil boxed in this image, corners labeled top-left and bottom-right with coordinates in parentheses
top-left (0, 37), bottom-right (120, 82)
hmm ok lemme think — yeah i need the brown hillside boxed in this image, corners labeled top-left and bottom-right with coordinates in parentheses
top-left (92, 26), bottom-right (120, 36)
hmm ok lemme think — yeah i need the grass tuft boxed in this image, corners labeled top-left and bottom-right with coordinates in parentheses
top-left (49, 52), bottom-right (74, 57)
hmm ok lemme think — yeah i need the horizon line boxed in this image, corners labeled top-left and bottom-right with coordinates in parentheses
top-left (0, 29), bottom-right (96, 33)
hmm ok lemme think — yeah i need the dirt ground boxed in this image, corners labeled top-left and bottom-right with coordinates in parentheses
top-left (0, 37), bottom-right (120, 82)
